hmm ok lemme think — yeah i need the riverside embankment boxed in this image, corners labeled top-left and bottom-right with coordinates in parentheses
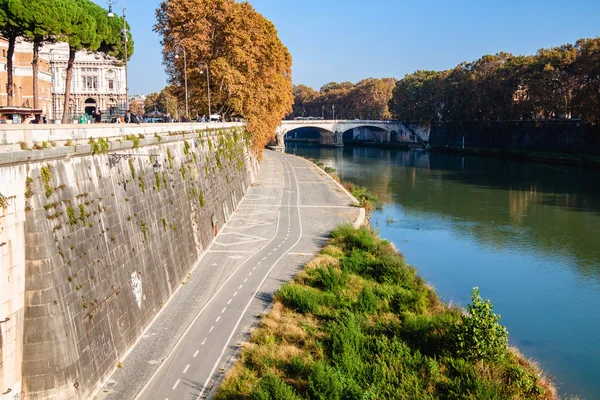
top-left (286, 143), bottom-right (600, 399)
top-left (0, 123), bottom-right (257, 400)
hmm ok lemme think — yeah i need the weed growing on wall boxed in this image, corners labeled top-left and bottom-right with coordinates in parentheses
top-left (89, 137), bottom-right (110, 155)
top-left (66, 206), bottom-right (77, 228)
top-left (129, 159), bottom-right (136, 179)
top-left (40, 165), bottom-right (53, 198)
top-left (124, 134), bottom-right (140, 149)
top-left (0, 193), bottom-right (8, 209)
top-left (166, 148), bottom-right (174, 169)
top-left (155, 173), bottom-right (161, 191)
top-left (184, 140), bottom-right (191, 155)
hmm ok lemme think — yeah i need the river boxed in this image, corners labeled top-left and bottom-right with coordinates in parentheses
top-left (286, 143), bottom-right (600, 399)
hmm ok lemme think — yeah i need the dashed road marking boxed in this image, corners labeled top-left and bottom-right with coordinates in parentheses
top-left (201, 338), bottom-right (207, 346)
top-left (238, 285), bottom-right (243, 289)
top-left (183, 364), bottom-right (190, 374)
top-left (209, 326), bottom-right (214, 333)
top-left (194, 350), bottom-right (199, 357)
top-left (244, 278), bottom-right (248, 283)
top-left (222, 307), bottom-right (227, 313)
top-left (227, 299), bottom-right (232, 305)
top-left (216, 316), bottom-right (221, 322)
top-left (172, 379), bottom-right (180, 390)
top-left (233, 291), bottom-right (238, 296)
top-left (249, 272), bottom-right (252, 276)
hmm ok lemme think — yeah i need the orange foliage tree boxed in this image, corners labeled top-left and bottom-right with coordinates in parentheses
top-left (154, 0), bottom-right (293, 158)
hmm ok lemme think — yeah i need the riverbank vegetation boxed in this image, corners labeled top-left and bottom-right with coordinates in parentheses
top-left (290, 78), bottom-right (397, 120)
top-left (155, 0), bottom-right (293, 158)
top-left (389, 38), bottom-right (600, 125)
top-left (216, 224), bottom-right (557, 399)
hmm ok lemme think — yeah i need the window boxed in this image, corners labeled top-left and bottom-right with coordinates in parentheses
top-left (83, 76), bottom-right (98, 91)
top-left (2, 49), bottom-right (5, 57)
top-left (108, 80), bottom-right (114, 90)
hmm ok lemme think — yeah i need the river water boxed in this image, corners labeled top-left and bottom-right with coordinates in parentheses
top-left (286, 143), bottom-right (600, 399)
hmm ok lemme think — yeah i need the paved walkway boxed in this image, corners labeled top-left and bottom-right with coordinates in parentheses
top-left (95, 151), bottom-right (362, 400)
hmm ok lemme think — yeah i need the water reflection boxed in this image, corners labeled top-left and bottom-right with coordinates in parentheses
top-left (287, 143), bottom-right (600, 398)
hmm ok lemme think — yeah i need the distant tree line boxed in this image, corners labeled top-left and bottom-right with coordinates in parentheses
top-left (290, 78), bottom-right (397, 120)
top-left (389, 38), bottom-right (600, 125)
top-left (0, 0), bottom-right (133, 123)
top-left (155, 0), bottom-right (293, 157)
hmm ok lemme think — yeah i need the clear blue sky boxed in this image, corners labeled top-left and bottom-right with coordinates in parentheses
top-left (93, 0), bottom-right (600, 95)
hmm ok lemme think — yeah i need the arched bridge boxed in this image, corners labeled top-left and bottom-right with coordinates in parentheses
top-left (276, 120), bottom-right (429, 147)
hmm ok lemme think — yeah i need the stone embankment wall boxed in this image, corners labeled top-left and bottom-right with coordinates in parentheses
top-left (0, 124), bottom-right (258, 400)
top-left (429, 120), bottom-right (600, 154)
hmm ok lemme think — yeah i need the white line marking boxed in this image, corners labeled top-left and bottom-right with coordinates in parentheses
top-left (209, 326), bottom-right (214, 333)
top-left (262, 257), bottom-right (267, 261)
top-left (221, 307), bottom-right (227, 313)
top-left (201, 338), bottom-right (206, 346)
top-left (253, 266), bottom-right (256, 270)
top-left (244, 278), bottom-right (248, 283)
top-left (238, 285), bottom-right (243, 289)
top-left (227, 299), bottom-right (232, 305)
top-left (233, 291), bottom-right (238, 296)
top-left (216, 316), bottom-right (221, 322)
top-left (257, 261), bottom-right (262, 265)
top-left (172, 379), bottom-right (180, 390)
top-left (249, 272), bottom-right (252, 276)
top-left (194, 350), bottom-right (199, 357)
top-left (268, 252), bottom-right (272, 256)
top-left (196, 156), bottom-right (305, 400)
top-left (183, 364), bottom-right (190, 373)
top-left (134, 158), bottom-right (288, 400)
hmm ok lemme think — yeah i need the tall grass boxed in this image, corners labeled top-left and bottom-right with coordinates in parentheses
top-left (216, 225), bottom-right (558, 400)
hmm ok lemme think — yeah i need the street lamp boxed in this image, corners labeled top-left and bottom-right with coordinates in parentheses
top-left (174, 43), bottom-right (188, 120)
top-left (199, 61), bottom-right (211, 119)
top-left (107, 0), bottom-right (129, 115)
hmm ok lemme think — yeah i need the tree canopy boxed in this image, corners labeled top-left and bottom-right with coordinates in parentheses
top-left (155, 0), bottom-right (293, 158)
top-left (389, 38), bottom-right (600, 125)
top-left (290, 78), bottom-right (397, 120)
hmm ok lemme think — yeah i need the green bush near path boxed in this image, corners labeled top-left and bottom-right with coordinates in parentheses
top-left (216, 225), bottom-right (557, 400)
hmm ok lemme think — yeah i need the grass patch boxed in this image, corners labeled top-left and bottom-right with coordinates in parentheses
top-left (216, 225), bottom-right (557, 400)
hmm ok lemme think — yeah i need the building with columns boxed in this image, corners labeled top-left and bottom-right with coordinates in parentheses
top-left (40, 42), bottom-right (126, 122)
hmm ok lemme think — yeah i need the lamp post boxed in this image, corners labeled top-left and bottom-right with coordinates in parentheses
top-left (199, 61), bottom-right (211, 119)
top-left (174, 43), bottom-right (188, 120)
top-left (107, 0), bottom-right (129, 115)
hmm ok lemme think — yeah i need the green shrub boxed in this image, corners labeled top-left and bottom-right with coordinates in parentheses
top-left (250, 375), bottom-right (301, 400)
top-left (354, 286), bottom-right (378, 314)
top-left (275, 284), bottom-right (322, 314)
top-left (453, 287), bottom-right (508, 362)
top-left (308, 362), bottom-right (346, 400)
top-left (310, 266), bottom-right (347, 291)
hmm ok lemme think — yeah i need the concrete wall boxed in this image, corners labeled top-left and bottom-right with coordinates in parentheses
top-left (429, 120), bottom-right (600, 154)
top-left (0, 124), bottom-right (257, 399)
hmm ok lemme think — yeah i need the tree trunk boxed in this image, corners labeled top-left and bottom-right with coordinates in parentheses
top-left (32, 38), bottom-right (41, 110)
top-left (61, 47), bottom-right (76, 124)
top-left (6, 35), bottom-right (15, 106)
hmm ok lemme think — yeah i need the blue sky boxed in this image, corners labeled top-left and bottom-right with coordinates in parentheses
top-left (93, 0), bottom-right (600, 95)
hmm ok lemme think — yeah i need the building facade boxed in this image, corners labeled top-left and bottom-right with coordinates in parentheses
top-left (0, 38), bottom-right (53, 117)
top-left (40, 42), bottom-right (126, 122)
top-left (0, 39), bottom-right (126, 122)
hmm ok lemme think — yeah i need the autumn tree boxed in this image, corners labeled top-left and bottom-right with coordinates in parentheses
top-left (144, 87), bottom-right (179, 117)
top-left (155, 0), bottom-right (293, 157)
